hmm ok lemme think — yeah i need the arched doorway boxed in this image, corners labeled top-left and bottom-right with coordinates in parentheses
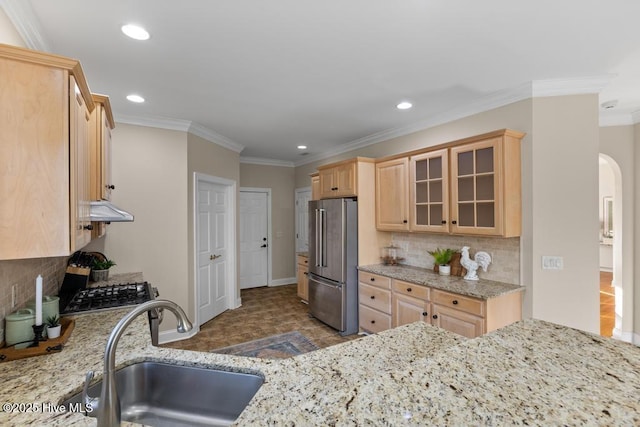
top-left (598, 154), bottom-right (631, 341)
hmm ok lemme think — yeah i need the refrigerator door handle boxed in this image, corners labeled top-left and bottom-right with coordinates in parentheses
top-left (320, 208), bottom-right (326, 267)
top-left (314, 208), bottom-right (321, 267)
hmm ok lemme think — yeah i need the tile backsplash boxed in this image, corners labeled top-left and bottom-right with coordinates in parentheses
top-left (0, 257), bottom-right (68, 341)
top-left (390, 233), bottom-right (520, 285)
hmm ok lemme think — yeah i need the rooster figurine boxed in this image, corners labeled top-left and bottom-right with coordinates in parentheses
top-left (460, 246), bottom-right (492, 281)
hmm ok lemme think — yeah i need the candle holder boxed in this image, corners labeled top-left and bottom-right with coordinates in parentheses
top-left (28, 324), bottom-right (46, 348)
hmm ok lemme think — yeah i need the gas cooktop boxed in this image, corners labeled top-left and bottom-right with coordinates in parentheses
top-left (61, 282), bottom-right (154, 315)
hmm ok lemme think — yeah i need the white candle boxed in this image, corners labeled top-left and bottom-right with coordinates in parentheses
top-left (35, 275), bottom-right (43, 326)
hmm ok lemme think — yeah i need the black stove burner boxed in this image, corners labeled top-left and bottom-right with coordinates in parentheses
top-left (62, 282), bottom-right (153, 314)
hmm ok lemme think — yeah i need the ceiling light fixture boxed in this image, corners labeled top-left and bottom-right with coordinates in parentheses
top-left (600, 100), bottom-right (618, 109)
top-left (396, 101), bottom-right (413, 110)
top-left (126, 94), bottom-right (145, 103)
top-left (121, 24), bottom-right (150, 41)
top-left (297, 145), bottom-right (307, 150)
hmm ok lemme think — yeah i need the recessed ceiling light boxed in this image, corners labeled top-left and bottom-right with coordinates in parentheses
top-left (121, 24), bottom-right (150, 41)
top-left (297, 145), bottom-right (307, 150)
top-left (126, 94), bottom-right (145, 103)
top-left (396, 101), bottom-right (413, 110)
top-left (600, 100), bottom-right (618, 109)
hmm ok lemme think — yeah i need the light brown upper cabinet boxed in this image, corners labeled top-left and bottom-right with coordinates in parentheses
top-left (318, 158), bottom-right (361, 198)
top-left (375, 129), bottom-right (524, 237)
top-left (0, 44), bottom-right (95, 259)
top-left (410, 149), bottom-right (450, 233)
top-left (89, 94), bottom-right (115, 238)
top-left (375, 157), bottom-right (410, 231)
top-left (310, 173), bottom-right (320, 201)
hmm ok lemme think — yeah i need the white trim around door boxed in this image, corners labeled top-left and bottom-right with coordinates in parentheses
top-left (193, 173), bottom-right (237, 328)
top-left (239, 187), bottom-right (272, 289)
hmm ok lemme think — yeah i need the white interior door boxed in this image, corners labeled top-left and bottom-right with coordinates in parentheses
top-left (197, 180), bottom-right (230, 325)
top-left (295, 189), bottom-right (311, 253)
top-left (240, 191), bottom-right (269, 289)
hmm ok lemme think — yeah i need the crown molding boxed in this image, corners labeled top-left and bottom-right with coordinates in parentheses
top-left (532, 75), bottom-right (612, 97)
top-left (0, 0), bottom-right (50, 51)
top-left (240, 157), bottom-right (294, 167)
top-left (187, 122), bottom-right (244, 153)
top-left (113, 114), bottom-right (244, 153)
top-left (295, 76), bottom-right (614, 166)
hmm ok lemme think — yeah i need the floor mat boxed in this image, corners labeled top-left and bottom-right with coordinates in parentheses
top-left (211, 331), bottom-right (318, 359)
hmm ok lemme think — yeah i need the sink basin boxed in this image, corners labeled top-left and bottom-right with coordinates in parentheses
top-left (63, 361), bottom-right (264, 427)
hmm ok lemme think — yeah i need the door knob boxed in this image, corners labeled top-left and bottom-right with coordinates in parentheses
top-left (210, 254), bottom-right (221, 261)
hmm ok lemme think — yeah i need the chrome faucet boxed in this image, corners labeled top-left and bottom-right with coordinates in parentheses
top-left (83, 299), bottom-right (193, 427)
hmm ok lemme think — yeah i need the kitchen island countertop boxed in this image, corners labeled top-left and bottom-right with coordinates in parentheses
top-left (1, 308), bottom-right (639, 425)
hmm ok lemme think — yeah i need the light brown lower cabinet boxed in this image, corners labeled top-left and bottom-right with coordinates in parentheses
top-left (296, 255), bottom-right (309, 302)
top-left (359, 271), bottom-right (522, 338)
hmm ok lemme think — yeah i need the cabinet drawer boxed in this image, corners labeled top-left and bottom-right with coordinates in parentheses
top-left (358, 272), bottom-right (391, 289)
top-left (297, 255), bottom-right (309, 266)
top-left (359, 283), bottom-right (391, 314)
top-left (359, 304), bottom-right (391, 334)
top-left (431, 289), bottom-right (485, 316)
top-left (393, 280), bottom-right (429, 300)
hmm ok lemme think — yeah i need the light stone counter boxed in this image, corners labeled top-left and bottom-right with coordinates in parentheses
top-left (359, 263), bottom-right (524, 299)
top-left (2, 305), bottom-right (639, 426)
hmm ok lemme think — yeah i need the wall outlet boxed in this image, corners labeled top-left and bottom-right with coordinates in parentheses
top-left (542, 256), bottom-right (563, 270)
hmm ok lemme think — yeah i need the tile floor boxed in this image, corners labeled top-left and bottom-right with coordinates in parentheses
top-left (162, 284), bottom-right (360, 352)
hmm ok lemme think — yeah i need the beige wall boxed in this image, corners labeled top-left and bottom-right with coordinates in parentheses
top-left (635, 123), bottom-right (640, 338)
top-left (85, 124), bottom-right (189, 331)
top-left (187, 133), bottom-right (241, 316)
top-left (529, 95), bottom-right (600, 332)
top-left (240, 164), bottom-right (296, 281)
top-left (599, 125), bottom-right (635, 338)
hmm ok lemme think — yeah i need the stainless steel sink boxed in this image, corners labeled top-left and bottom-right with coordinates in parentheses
top-left (63, 361), bottom-right (264, 427)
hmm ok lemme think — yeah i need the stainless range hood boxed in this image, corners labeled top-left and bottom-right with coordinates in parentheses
top-left (90, 200), bottom-right (134, 222)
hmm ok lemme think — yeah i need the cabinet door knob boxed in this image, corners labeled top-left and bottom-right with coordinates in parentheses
top-left (403, 220), bottom-right (408, 223)
top-left (452, 220), bottom-right (457, 224)
top-left (370, 277), bottom-right (375, 281)
top-left (432, 314), bottom-right (438, 319)
top-left (371, 320), bottom-right (376, 324)
top-left (106, 184), bottom-right (115, 190)
top-left (422, 312), bottom-right (428, 316)
top-left (452, 300), bottom-right (459, 305)
top-left (303, 272), bottom-right (308, 276)
top-left (83, 224), bottom-right (93, 230)
top-left (370, 295), bottom-right (375, 299)
top-left (406, 288), bottom-right (412, 292)
top-left (441, 220), bottom-right (447, 224)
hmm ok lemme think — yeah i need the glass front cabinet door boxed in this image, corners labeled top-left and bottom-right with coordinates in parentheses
top-left (449, 133), bottom-right (522, 237)
top-left (410, 149), bottom-right (449, 233)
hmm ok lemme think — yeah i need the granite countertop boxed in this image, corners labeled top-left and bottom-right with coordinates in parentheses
top-left (2, 295), bottom-right (639, 425)
top-left (359, 263), bottom-right (524, 299)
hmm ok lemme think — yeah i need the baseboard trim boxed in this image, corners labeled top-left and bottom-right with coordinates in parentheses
top-left (269, 277), bottom-right (296, 287)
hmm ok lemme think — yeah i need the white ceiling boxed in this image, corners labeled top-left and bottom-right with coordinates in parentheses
top-left (4, 1), bottom-right (640, 165)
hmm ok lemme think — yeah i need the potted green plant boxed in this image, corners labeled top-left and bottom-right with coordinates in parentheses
top-left (428, 248), bottom-right (456, 276)
top-left (46, 315), bottom-right (61, 339)
top-left (91, 258), bottom-right (116, 282)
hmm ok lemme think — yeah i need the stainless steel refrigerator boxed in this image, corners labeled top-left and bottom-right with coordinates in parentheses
top-left (308, 198), bottom-right (358, 336)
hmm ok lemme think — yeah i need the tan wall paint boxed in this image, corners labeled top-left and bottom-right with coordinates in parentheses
top-left (187, 133), bottom-right (241, 317)
top-left (0, 8), bottom-right (26, 47)
top-left (635, 123), bottom-right (640, 339)
top-left (599, 125), bottom-right (635, 338)
top-left (240, 163), bottom-right (296, 281)
top-left (85, 124), bottom-right (189, 331)
top-left (529, 95), bottom-right (600, 332)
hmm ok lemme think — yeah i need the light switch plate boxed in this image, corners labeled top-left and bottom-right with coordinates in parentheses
top-left (542, 256), bottom-right (563, 270)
